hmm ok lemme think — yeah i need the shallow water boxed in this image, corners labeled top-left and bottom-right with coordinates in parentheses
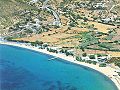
top-left (0, 45), bottom-right (118, 90)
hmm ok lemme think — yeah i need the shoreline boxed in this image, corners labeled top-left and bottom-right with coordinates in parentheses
top-left (0, 41), bottom-right (120, 90)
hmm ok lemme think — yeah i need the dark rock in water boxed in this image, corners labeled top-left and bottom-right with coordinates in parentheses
top-left (48, 85), bottom-right (56, 90)
top-left (65, 85), bottom-right (77, 90)
top-left (56, 80), bottom-right (63, 90)
top-left (42, 81), bottom-right (53, 86)
top-left (0, 59), bottom-right (39, 90)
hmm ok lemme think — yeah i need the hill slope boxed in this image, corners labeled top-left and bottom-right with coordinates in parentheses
top-left (0, 0), bottom-right (34, 34)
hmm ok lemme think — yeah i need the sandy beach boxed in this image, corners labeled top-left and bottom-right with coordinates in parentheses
top-left (0, 41), bottom-right (120, 90)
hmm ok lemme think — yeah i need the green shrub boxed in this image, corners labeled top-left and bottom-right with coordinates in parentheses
top-left (86, 60), bottom-right (92, 64)
top-left (83, 17), bottom-right (88, 22)
top-left (82, 53), bottom-right (87, 57)
top-left (69, 22), bottom-right (76, 27)
top-left (81, 59), bottom-right (85, 62)
top-left (60, 49), bottom-right (65, 53)
top-left (43, 44), bottom-right (48, 48)
top-left (5, 37), bottom-right (13, 41)
top-left (47, 48), bottom-right (58, 53)
top-left (92, 61), bottom-right (97, 65)
top-left (76, 56), bottom-right (79, 61)
top-left (97, 54), bottom-right (102, 57)
top-left (65, 52), bottom-right (73, 56)
top-left (118, 72), bottom-right (120, 76)
top-left (99, 63), bottom-right (106, 67)
top-left (31, 42), bottom-right (35, 46)
top-left (47, 48), bottom-right (49, 51)
top-left (115, 62), bottom-right (120, 68)
top-left (76, 56), bottom-right (82, 61)
top-left (35, 40), bottom-right (43, 45)
top-left (89, 55), bottom-right (95, 59)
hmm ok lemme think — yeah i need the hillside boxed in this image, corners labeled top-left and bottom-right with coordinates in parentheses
top-left (1, 0), bottom-right (120, 57)
top-left (0, 0), bottom-right (34, 34)
top-left (0, 0), bottom-right (120, 34)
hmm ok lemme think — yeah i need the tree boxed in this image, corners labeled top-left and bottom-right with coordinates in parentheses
top-left (115, 62), bottom-right (120, 68)
top-left (99, 63), bottom-right (106, 67)
top-left (92, 61), bottom-right (97, 65)
top-left (89, 55), bottom-right (95, 59)
top-left (25, 29), bottom-right (33, 33)
top-left (35, 40), bottom-right (43, 45)
top-left (83, 17), bottom-right (88, 22)
top-left (86, 60), bottom-right (92, 64)
top-left (82, 53), bottom-right (87, 57)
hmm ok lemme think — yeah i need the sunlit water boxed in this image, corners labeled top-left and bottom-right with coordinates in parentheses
top-left (0, 45), bottom-right (118, 90)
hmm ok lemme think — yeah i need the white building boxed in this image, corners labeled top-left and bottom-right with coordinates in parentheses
top-left (81, 54), bottom-right (110, 62)
top-left (93, 2), bottom-right (106, 9)
top-left (47, 46), bottom-right (62, 52)
top-left (29, 0), bottom-right (38, 4)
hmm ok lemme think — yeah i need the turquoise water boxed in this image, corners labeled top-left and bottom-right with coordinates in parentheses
top-left (0, 45), bottom-right (118, 90)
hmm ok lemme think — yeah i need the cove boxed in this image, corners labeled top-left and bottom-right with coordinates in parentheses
top-left (0, 45), bottom-right (118, 90)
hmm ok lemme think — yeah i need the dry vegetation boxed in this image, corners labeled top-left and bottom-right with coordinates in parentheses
top-left (0, 0), bottom-right (34, 34)
top-left (1, 0), bottom-right (120, 58)
top-left (88, 22), bottom-right (116, 33)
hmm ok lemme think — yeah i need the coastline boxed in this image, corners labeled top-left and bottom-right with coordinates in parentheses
top-left (0, 41), bottom-right (120, 90)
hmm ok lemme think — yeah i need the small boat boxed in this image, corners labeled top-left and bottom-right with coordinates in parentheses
top-left (48, 57), bottom-right (57, 61)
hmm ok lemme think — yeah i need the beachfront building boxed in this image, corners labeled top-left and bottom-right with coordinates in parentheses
top-left (81, 54), bottom-right (111, 62)
top-left (67, 49), bottom-right (75, 55)
top-left (47, 46), bottom-right (62, 52)
top-left (0, 37), bottom-right (5, 42)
